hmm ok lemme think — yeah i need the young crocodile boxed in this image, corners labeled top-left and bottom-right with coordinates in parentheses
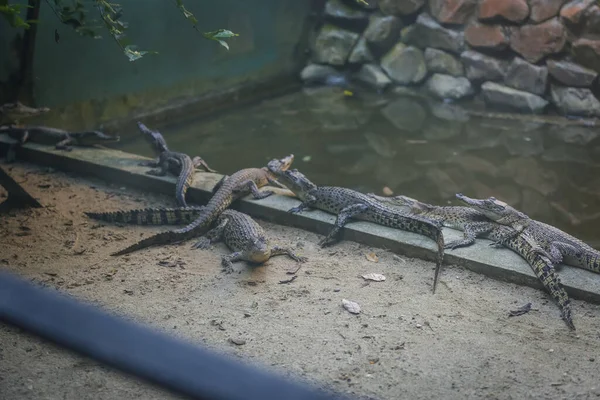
top-left (137, 121), bottom-right (216, 207)
top-left (266, 167), bottom-right (446, 293)
top-left (369, 194), bottom-right (574, 330)
top-left (456, 194), bottom-right (600, 275)
top-left (110, 154), bottom-right (295, 256)
top-left (0, 102), bottom-right (50, 125)
top-left (1, 125), bottom-right (120, 150)
top-left (85, 206), bottom-right (306, 272)
top-left (195, 209), bottom-right (307, 272)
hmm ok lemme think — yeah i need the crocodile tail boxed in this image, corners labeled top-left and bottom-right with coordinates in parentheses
top-left (110, 205), bottom-right (219, 256)
top-left (175, 156), bottom-right (194, 207)
top-left (585, 253), bottom-right (600, 273)
top-left (85, 207), bottom-right (204, 225)
top-left (534, 257), bottom-right (574, 330)
top-left (430, 222), bottom-right (445, 294)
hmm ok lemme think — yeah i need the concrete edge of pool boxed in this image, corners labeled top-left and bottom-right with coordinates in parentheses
top-left (2, 136), bottom-right (600, 305)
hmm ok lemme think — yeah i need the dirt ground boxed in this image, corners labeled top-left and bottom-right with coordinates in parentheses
top-left (2, 161), bottom-right (600, 400)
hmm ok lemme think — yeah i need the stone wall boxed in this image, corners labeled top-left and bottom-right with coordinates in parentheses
top-left (301, 0), bottom-right (600, 117)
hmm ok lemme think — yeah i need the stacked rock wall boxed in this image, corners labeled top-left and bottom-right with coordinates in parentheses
top-left (301, 0), bottom-right (600, 117)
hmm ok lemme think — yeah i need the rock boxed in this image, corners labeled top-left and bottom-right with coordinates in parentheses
top-left (481, 81), bottom-right (549, 113)
top-left (352, 63), bottom-right (392, 90)
top-left (499, 157), bottom-right (559, 195)
top-left (550, 84), bottom-right (600, 117)
top-left (363, 13), bottom-right (403, 53)
top-left (425, 73), bottom-right (474, 100)
top-left (455, 155), bottom-right (498, 177)
top-left (504, 57), bottom-right (548, 96)
top-left (429, 0), bottom-right (477, 24)
top-left (582, 5), bottom-right (600, 35)
top-left (348, 36), bottom-right (374, 63)
top-left (378, 0), bottom-right (425, 15)
top-left (547, 59), bottom-right (597, 87)
top-left (429, 101), bottom-right (470, 122)
top-left (479, 0), bottom-right (530, 23)
top-left (381, 97), bottom-right (427, 132)
top-left (572, 38), bottom-right (600, 72)
top-left (300, 63), bottom-right (344, 84)
top-left (461, 51), bottom-right (509, 83)
top-left (464, 23), bottom-right (509, 51)
top-left (502, 130), bottom-right (545, 156)
top-left (405, 13), bottom-right (465, 54)
top-left (549, 125), bottom-right (598, 145)
top-left (423, 117), bottom-right (464, 140)
top-left (560, 0), bottom-right (595, 28)
top-left (380, 43), bottom-right (427, 84)
top-left (462, 121), bottom-right (502, 150)
top-left (324, 0), bottom-right (370, 21)
top-left (530, 0), bottom-right (567, 22)
top-left (424, 48), bottom-right (464, 76)
top-left (312, 24), bottom-right (360, 65)
top-left (542, 145), bottom-right (594, 164)
top-left (426, 168), bottom-right (464, 199)
top-left (521, 188), bottom-right (552, 219)
top-left (509, 18), bottom-right (566, 63)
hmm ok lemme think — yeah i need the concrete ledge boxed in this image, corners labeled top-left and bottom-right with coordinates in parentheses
top-left (2, 137), bottom-right (600, 304)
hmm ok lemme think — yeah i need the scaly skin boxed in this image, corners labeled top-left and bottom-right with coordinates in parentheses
top-left (266, 167), bottom-right (445, 293)
top-left (0, 102), bottom-right (50, 125)
top-left (369, 194), bottom-right (574, 330)
top-left (85, 206), bottom-right (204, 226)
top-left (110, 154), bottom-right (295, 256)
top-left (456, 194), bottom-right (600, 275)
top-left (0, 125), bottom-right (119, 150)
top-left (137, 121), bottom-right (216, 207)
top-left (195, 209), bottom-right (307, 272)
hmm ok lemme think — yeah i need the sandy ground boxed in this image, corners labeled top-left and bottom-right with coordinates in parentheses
top-left (2, 162), bottom-right (600, 400)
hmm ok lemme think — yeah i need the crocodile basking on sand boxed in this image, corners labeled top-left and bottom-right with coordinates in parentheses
top-left (368, 194), bottom-right (574, 330)
top-left (266, 167), bottom-right (445, 293)
top-left (86, 206), bottom-right (306, 272)
top-left (1, 125), bottom-right (120, 150)
top-left (137, 121), bottom-right (216, 207)
top-left (110, 154), bottom-right (295, 256)
top-left (456, 194), bottom-right (600, 275)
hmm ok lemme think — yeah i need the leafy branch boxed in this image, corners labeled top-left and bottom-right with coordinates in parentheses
top-left (1, 0), bottom-right (239, 61)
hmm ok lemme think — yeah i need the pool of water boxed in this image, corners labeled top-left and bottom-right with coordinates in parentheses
top-left (117, 87), bottom-right (600, 247)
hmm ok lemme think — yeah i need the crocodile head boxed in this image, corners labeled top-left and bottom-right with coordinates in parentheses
top-left (274, 168), bottom-right (317, 201)
top-left (455, 193), bottom-right (528, 225)
top-left (0, 102), bottom-right (50, 124)
top-left (77, 131), bottom-right (121, 146)
top-left (367, 193), bottom-right (431, 214)
top-left (266, 154), bottom-right (294, 174)
top-left (137, 121), bottom-right (168, 154)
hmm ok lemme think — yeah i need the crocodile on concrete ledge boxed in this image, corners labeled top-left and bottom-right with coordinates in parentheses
top-left (0, 125), bottom-right (120, 150)
top-left (266, 167), bottom-right (445, 293)
top-left (456, 194), bottom-right (600, 276)
top-left (368, 194), bottom-right (574, 330)
top-left (137, 121), bottom-right (216, 207)
top-left (109, 154), bottom-right (295, 256)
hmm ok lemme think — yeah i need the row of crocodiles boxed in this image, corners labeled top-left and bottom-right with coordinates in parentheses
top-left (2, 116), bottom-right (600, 331)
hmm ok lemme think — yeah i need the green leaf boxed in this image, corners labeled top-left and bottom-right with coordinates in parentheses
top-left (123, 45), bottom-right (157, 62)
top-left (202, 29), bottom-right (239, 50)
top-left (355, 0), bottom-right (369, 5)
top-left (174, 0), bottom-right (198, 25)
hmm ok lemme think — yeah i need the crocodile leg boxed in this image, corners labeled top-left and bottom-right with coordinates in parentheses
top-left (55, 136), bottom-right (74, 151)
top-left (319, 203), bottom-right (369, 247)
top-left (138, 158), bottom-right (160, 168)
top-left (288, 195), bottom-right (318, 214)
top-left (444, 222), bottom-right (495, 250)
top-left (270, 245), bottom-right (308, 263)
top-left (234, 179), bottom-right (274, 200)
top-left (221, 252), bottom-right (243, 273)
top-left (192, 219), bottom-right (228, 249)
top-left (191, 156), bottom-right (217, 173)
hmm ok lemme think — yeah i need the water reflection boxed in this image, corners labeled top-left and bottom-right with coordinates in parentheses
top-left (117, 87), bottom-right (600, 246)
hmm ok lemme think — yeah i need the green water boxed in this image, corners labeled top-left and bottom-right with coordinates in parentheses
top-left (117, 87), bottom-right (600, 247)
